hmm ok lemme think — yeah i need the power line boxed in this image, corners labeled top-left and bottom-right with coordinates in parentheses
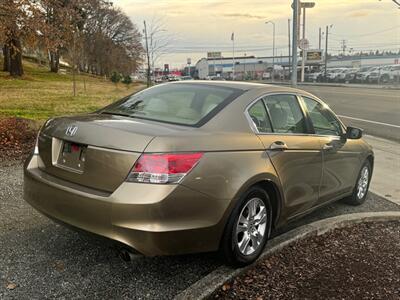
top-left (330, 25), bottom-right (400, 38)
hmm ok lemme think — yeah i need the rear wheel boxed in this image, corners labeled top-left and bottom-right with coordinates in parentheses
top-left (343, 160), bottom-right (371, 206)
top-left (221, 186), bottom-right (272, 266)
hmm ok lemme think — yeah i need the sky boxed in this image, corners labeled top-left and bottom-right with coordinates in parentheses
top-left (113, 0), bottom-right (400, 68)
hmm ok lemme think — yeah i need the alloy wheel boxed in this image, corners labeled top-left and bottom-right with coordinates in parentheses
top-left (357, 166), bottom-right (369, 199)
top-left (235, 197), bottom-right (267, 256)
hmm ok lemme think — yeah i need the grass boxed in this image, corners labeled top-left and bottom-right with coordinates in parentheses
top-left (0, 59), bottom-right (145, 121)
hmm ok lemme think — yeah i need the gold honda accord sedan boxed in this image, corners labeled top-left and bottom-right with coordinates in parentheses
top-left (24, 81), bottom-right (373, 266)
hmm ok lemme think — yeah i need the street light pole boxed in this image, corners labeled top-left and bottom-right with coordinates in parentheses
top-left (325, 25), bottom-right (329, 81)
top-left (291, 0), bottom-right (298, 86)
top-left (300, 6), bottom-right (306, 82)
top-left (265, 21), bottom-right (275, 82)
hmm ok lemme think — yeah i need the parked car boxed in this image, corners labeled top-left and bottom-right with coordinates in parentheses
top-left (389, 65), bottom-right (400, 82)
top-left (168, 75), bottom-right (181, 81)
top-left (326, 68), bottom-right (347, 82)
top-left (262, 72), bottom-right (271, 80)
top-left (367, 66), bottom-right (387, 83)
top-left (335, 68), bottom-right (357, 83)
top-left (355, 66), bottom-right (374, 83)
top-left (344, 68), bottom-right (359, 83)
top-left (24, 82), bottom-right (373, 266)
top-left (180, 76), bottom-right (193, 81)
top-left (306, 71), bottom-right (323, 82)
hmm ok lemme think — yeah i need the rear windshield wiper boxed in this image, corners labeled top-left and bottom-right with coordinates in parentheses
top-left (100, 111), bottom-right (133, 118)
top-left (100, 110), bottom-right (147, 118)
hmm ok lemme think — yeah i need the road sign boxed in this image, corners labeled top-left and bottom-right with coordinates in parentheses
top-left (299, 38), bottom-right (309, 50)
top-left (301, 2), bottom-right (315, 8)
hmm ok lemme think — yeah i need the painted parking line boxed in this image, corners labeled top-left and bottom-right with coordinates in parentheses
top-left (338, 115), bottom-right (400, 129)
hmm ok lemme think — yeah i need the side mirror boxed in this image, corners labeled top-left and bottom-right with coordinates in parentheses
top-left (346, 126), bottom-right (363, 139)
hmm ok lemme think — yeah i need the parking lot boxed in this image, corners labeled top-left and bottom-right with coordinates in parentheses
top-left (1, 162), bottom-right (399, 299)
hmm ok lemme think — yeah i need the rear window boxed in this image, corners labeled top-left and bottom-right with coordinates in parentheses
top-left (102, 84), bottom-right (241, 126)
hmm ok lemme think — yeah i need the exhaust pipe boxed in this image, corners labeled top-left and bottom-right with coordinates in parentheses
top-left (119, 248), bottom-right (140, 262)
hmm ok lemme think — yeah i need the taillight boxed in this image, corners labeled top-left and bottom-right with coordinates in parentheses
top-left (127, 152), bottom-right (203, 184)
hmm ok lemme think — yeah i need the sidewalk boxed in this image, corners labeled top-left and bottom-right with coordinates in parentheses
top-left (364, 135), bottom-right (400, 205)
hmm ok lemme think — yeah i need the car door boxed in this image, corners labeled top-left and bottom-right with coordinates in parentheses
top-left (300, 96), bottom-right (361, 203)
top-left (247, 94), bottom-right (323, 220)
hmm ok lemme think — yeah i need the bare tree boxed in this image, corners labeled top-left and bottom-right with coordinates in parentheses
top-left (143, 17), bottom-right (173, 83)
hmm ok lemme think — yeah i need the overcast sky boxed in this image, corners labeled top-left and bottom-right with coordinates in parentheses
top-left (113, 0), bottom-right (400, 68)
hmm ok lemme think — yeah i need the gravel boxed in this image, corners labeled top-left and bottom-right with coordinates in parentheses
top-left (212, 221), bottom-right (400, 299)
top-left (0, 162), bottom-right (399, 299)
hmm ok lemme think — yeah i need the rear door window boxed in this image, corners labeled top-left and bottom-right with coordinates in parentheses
top-left (263, 94), bottom-right (307, 134)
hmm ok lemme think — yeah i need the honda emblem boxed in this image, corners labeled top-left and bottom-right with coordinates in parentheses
top-left (65, 125), bottom-right (78, 137)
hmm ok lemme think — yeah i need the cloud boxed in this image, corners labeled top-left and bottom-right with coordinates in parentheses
top-left (221, 13), bottom-right (266, 20)
top-left (348, 10), bottom-right (371, 18)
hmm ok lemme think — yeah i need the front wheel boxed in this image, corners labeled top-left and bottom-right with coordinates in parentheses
top-left (343, 160), bottom-right (372, 206)
top-left (221, 186), bottom-right (272, 266)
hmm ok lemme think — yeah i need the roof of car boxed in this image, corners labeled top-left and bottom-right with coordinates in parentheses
top-left (168, 80), bottom-right (303, 93)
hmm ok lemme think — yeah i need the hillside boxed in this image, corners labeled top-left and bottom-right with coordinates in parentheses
top-left (0, 59), bottom-right (144, 120)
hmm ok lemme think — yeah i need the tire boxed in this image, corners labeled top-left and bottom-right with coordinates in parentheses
top-left (343, 160), bottom-right (372, 206)
top-left (221, 186), bottom-right (272, 267)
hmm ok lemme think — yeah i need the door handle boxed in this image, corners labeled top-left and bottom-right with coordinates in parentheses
top-left (269, 141), bottom-right (288, 151)
top-left (323, 143), bottom-right (334, 150)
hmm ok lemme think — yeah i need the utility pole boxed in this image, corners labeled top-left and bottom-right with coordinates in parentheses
top-left (299, 2), bottom-right (315, 82)
top-left (300, 6), bottom-right (306, 82)
top-left (291, 0), bottom-right (298, 86)
top-left (288, 19), bottom-right (291, 79)
top-left (265, 21), bottom-right (275, 82)
top-left (324, 25), bottom-right (329, 81)
top-left (318, 27), bottom-right (322, 49)
top-left (340, 39), bottom-right (347, 56)
top-left (143, 20), bottom-right (151, 87)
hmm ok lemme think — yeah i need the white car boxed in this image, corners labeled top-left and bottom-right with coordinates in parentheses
top-left (326, 68), bottom-right (347, 82)
top-left (388, 65), bottom-right (400, 82)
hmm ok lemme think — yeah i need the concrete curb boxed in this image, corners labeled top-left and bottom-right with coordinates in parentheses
top-left (174, 211), bottom-right (400, 300)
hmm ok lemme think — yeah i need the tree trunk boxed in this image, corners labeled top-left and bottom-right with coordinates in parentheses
top-left (9, 37), bottom-right (23, 77)
top-left (49, 50), bottom-right (59, 73)
top-left (2, 45), bottom-right (11, 72)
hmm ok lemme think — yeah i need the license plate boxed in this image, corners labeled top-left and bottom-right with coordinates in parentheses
top-left (57, 141), bottom-right (87, 173)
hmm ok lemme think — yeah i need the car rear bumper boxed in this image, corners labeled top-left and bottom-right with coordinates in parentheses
top-left (24, 154), bottom-right (229, 256)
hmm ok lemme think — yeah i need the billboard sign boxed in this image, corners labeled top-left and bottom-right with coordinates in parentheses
top-left (207, 52), bottom-right (222, 59)
top-left (306, 50), bottom-right (323, 62)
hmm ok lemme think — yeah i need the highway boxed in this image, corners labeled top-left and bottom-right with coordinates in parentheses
top-left (298, 85), bottom-right (400, 142)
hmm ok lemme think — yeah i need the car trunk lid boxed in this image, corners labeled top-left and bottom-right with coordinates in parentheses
top-left (37, 114), bottom-right (178, 192)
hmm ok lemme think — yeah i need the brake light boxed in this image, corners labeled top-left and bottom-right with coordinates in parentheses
top-left (127, 152), bottom-right (203, 184)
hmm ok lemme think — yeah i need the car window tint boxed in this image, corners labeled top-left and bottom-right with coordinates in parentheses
top-left (103, 84), bottom-right (238, 126)
top-left (303, 97), bottom-right (342, 136)
top-left (248, 100), bottom-right (272, 133)
top-left (263, 94), bottom-right (307, 134)
top-left (202, 94), bottom-right (225, 115)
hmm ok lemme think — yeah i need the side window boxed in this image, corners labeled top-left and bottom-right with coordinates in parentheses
top-left (248, 100), bottom-right (272, 133)
top-left (263, 94), bottom-right (307, 133)
top-left (302, 97), bottom-right (342, 136)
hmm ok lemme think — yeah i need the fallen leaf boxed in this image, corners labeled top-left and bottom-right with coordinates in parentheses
top-left (6, 283), bottom-right (17, 290)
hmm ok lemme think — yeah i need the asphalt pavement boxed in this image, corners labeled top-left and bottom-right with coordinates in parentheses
top-left (297, 85), bottom-right (400, 142)
top-left (1, 163), bottom-right (399, 299)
